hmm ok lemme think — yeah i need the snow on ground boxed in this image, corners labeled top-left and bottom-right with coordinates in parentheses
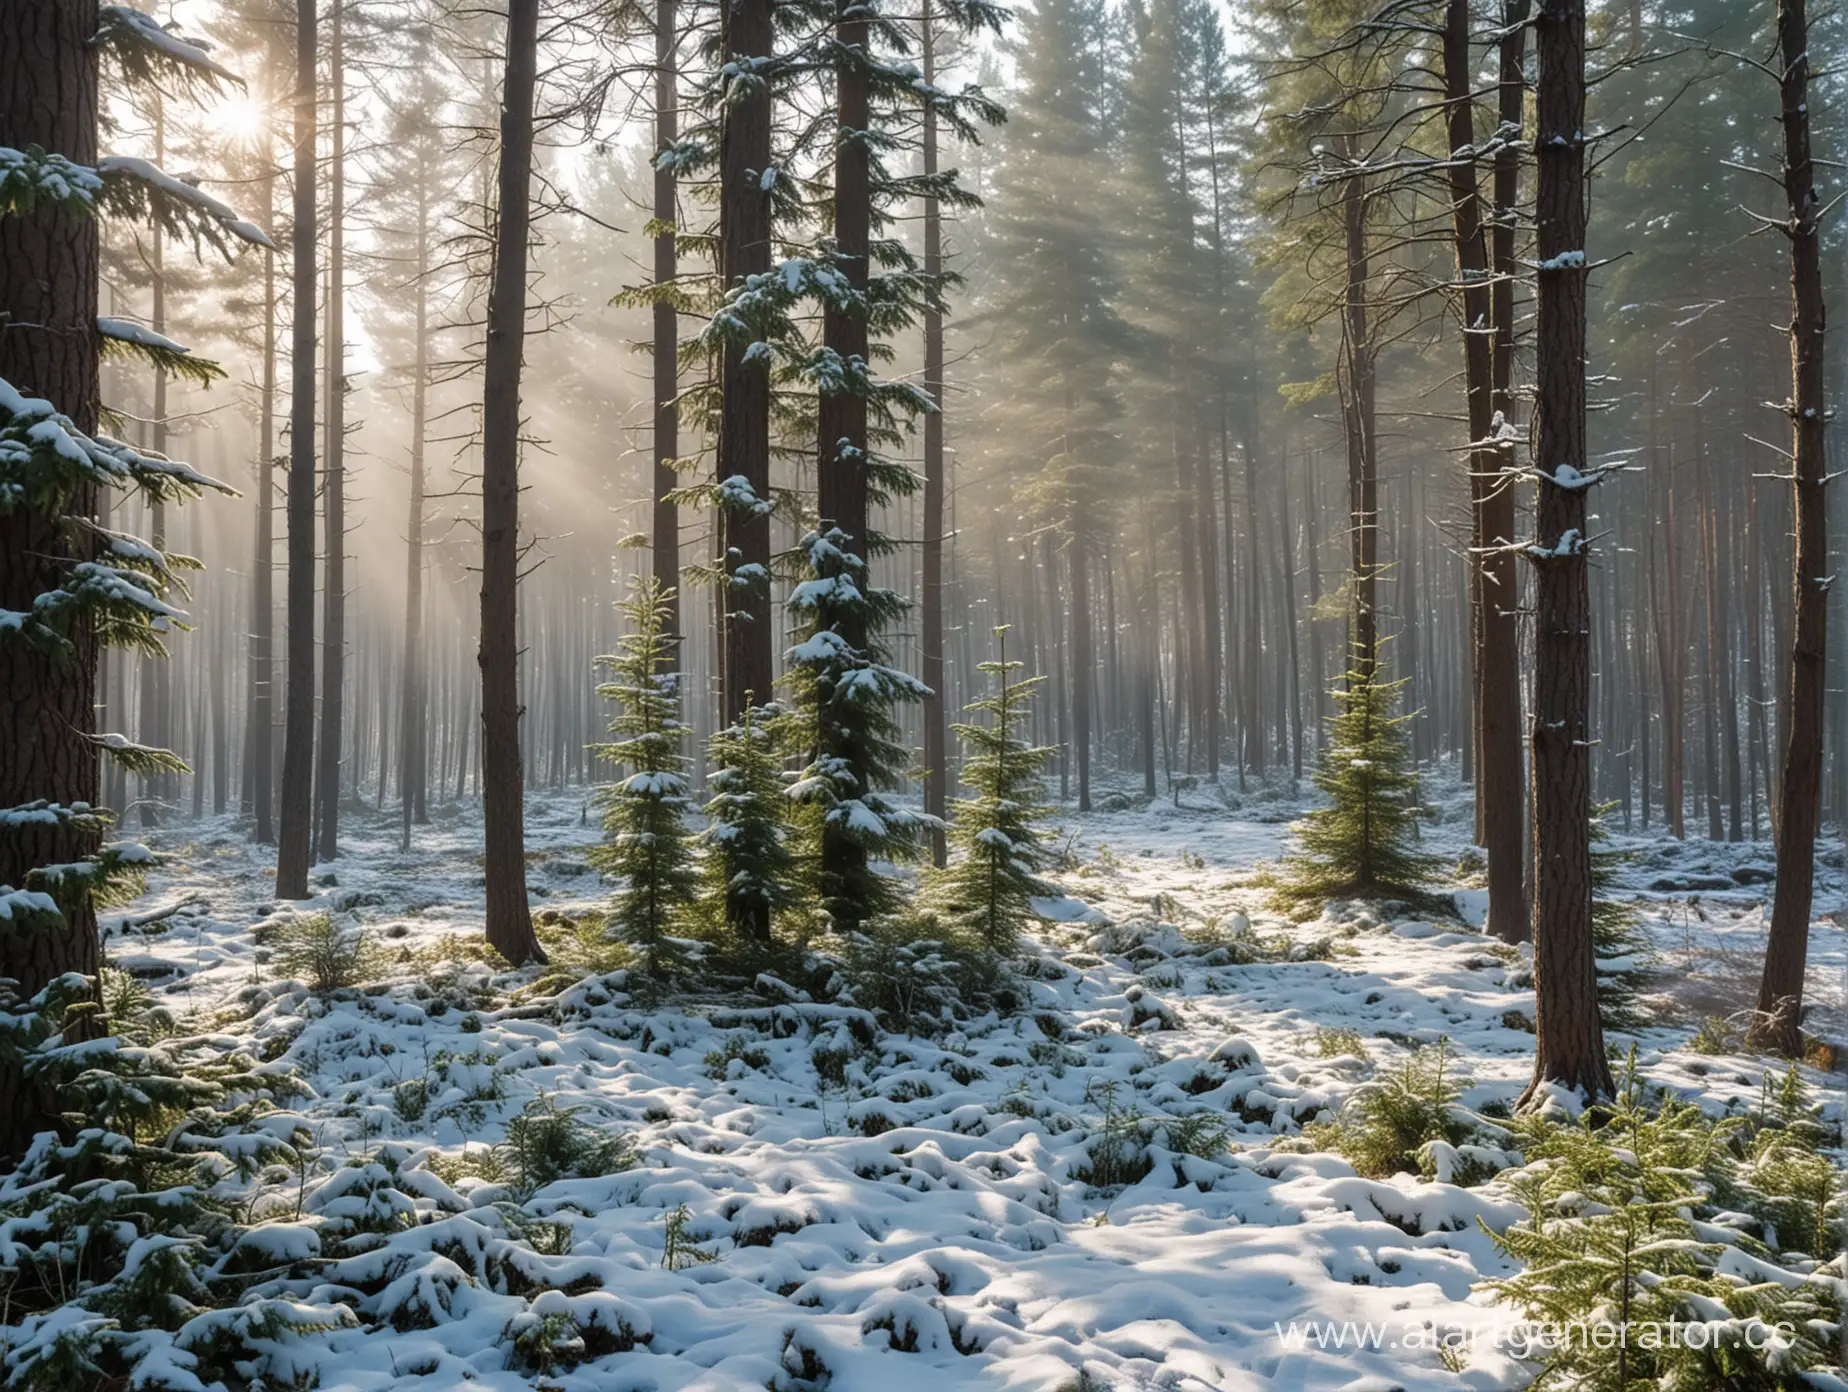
top-left (105, 776), bottom-right (1847, 1391)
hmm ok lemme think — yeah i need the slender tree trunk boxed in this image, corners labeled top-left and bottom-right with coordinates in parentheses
top-left (718, 0), bottom-right (774, 730)
top-left (139, 100), bottom-right (170, 829)
top-left (249, 133), bottom-right (277, 843)
top-left (1449, 0), bottom-right (1528, 943)
top-left (0, 0), bottom-right (106, 1163)
top-left (812, 0), bottom-right (875, 918)
top-left (1522, 0), bottom-right (1611, 1105)
top-left (1340, 163), bottom-right (1379, 682)
top-left (652, 0), bottom-right (680, 626)
top-left (274, 0), bottom-right (319, 899)
top-left (1490, 0), bottom-right (1530, 883)
top-left (479, 0), bottom-right (544, 965)
top-left (1753, 0), bottom-right (1829, 1056)
top-left (315, 0), bottom-right (347, 863)
top-left (1695, 409), bottom-right (1726, 842)
top-left (1240, 413), bottom-right (1265, 773)
top-left (921, 2), bottom-right (951, 847)
top-left (399, 176), bottom-right (431, 851)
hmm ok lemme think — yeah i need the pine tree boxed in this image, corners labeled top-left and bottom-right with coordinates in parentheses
top-left (1, 0), bottom-right (265, 1159)
top-left (1590, 811), bottom-right (1654, 1032)
top-left (782, 0), bottom-right (1003, 936)
top-left (928, 627), bottom-right (1056, 955)
top-left (698, 702), bottom-right (796, 946)
top-left (1269, 655), bottom-right (1440, 911)
top-left (786, 531), bottom-right (932, 932)
top-left (591, 577), bottom-right (697, 974)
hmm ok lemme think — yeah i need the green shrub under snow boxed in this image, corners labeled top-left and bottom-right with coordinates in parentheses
top-left (1484, 1054), bottom-right (1842, 1391)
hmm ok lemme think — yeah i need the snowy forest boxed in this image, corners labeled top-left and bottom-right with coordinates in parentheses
top-left (3, 0), bottom-right (1848, 1387)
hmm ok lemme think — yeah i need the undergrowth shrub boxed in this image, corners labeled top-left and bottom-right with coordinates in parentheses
top-left (257, 912), bottom-right (382, 994)
top-left (495, 1094), bottom-right (638, 1199)
top-left (1310, 1039), bottom-right (1486, 1180)
top-left (1484, 1052), bottom-right (1841, 1390)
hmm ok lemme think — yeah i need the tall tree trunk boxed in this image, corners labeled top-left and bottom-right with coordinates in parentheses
top-left (1340, 163), bottom-right (1379, 683)
top-left (315, 0), bottom-right (347, 863)
top-left (1490, 0), bottom-right (1530, 882)
top-left (1753, 0), bottom-right (1828, 1056)
top-left (1240, 413), bottom-right (1265, 773)
top-left (1450, 0), bottom-right (1528, 943)
top-left (812, 0), bottom-right (874, 917)
top-left (921, 2), bottom-right (951, 847)
top-left (1522, 0), bottom-right (1611, 1105)
top-left (0, 0), bottom-right (105, 1163)
top-left (1696, 407), bottom-right (1727, 842)
top-left (140, 99), bottom-right (170, 829)
top-left (717, 0), bottom-right (774, 730)
top-left (275, 0), bottom-right (319, 899)
top-left (248, 128), bottom-right (277, 845)
top-left (652, 0), bottom-right (680, 627)
top-left (479, 0), bottom-right (544, 965)
top-left (398, 172), bottom-right (431, 851)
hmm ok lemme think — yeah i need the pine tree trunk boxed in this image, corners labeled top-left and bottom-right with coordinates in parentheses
top-left (1753, 0), bottom-right (1828, 1056)
top-left (0, 0), bottom-right (106, 1163)
top-left (718, 0), bottom-right (774, 728)
top-left (812, 0), bottom-right (874, 912)
top-left (1340, 165), bottom-right (1379, 683)
top-left (315, 0), bottom-right (347, 864)
top-left (1695, 411), bottom-right (1725, 841)
top-left (275, 0), bottom-right (319, 900)
top-left (652, 0), bottom-right (680, 629)
top-left (479, 0), bottom-right (544, 965)
top-left (1522, 0), bottom-right (1611, 1105)
top-left (921, 3), bottom-right (951, 848)
top-left (1452, 0), bottom-right (1528, 943)
top-left (140, 100), bottom-right (170, 828)
top-left (247, 119), bottom-right (277, 844)
top-left (1240, 414), bottom-right (1265, 774)
top-left (399, 180), bottom-right (430, 851)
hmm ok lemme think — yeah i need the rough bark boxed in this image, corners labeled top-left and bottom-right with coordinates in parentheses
top-left (1449, 0), bottom-right (1527, 944)
top-left (814, 0), bottom-right (873, 913)
top-left (274, 0), bottom-right (318, 899)
top-left (717, 0), bottom-right (774, 729)
top-left (0, 0), bottom-right (105, 1164)
top-left (1753, 0), bottom-right (1828, 1057)
top-left (1522, 0), bottom-right (1611, 1105)
top-left (478, 0), bottom-right (544, 965)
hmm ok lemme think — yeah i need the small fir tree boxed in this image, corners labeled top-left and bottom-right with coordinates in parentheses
top-left (929, 627), bottom-right (1057, 954)
top-left (785, 529), bottom-right (935, 933)
top-left (1488, 1053), bottom-right (1835, 1390)
top-left (699, 700), bottom-right (797, 946)
top-left (1269, 655), bottom-right (1440, 911)
top-left (590, 577), bottom-right (697, 973)
top-left (1591, 808), bottom-right (1654, 1032)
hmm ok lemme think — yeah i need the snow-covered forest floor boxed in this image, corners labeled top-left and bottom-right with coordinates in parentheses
top-left (104, 779), bottom-right (1847, 1392)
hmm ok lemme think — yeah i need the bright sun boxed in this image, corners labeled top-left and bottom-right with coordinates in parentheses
top-left (206, 94), bottom-right (267, 147)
